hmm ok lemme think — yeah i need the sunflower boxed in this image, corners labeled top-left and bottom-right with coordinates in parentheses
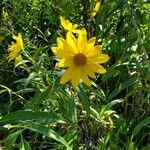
top-left (60, 16), bottom-right (80, 33)
top-left (51, 29), bottom-right (109, 88)
top-left (7, 33), bottom-right (24, 65)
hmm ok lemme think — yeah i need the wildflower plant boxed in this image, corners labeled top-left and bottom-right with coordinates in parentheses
top-left (0, 0), bottom-right (149, 150)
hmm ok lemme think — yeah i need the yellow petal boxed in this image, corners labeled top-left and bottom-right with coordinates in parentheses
top-left (51, 47), bottom-right (68, 58)
top-left (51, 38), bottom-right (75, 58)
top-left (86, 37), bottom-right (96, 53)
top-left (71, 67), bottom-right (81, 88)
top-left (60, 66), bottom-right (81, 87)
top-left (89, 54), bottom-right (110, 64)
top-left (72, 29), bottom-right (82, 34)
top-left (60, 68), bottom-right (72, 84)
top-left (95, 65), bottom-right (107, 74)
top-left (91, 1), bottom-right (101, 17)
top-left (60, 16), bottom-right (72, 30)
top-left (86, 45), bottom-right (102, 57)
top-left (72, 24), bottom-right (78, 30)
top-left (57, 58), bottom-right (65, 67)
top-left (9, 51), bottom-right (17, 58)
top-left (57, 37), bottom-right (71, 51)
top-left (77, 28), bottom-right (87, 53)
top-left (57, 37), bottom-right (64, 48)
top-left (83, 64), bottom-right (107, 75)
top-left (7, 51), bottom-right (18, 62)
top-left (51, 47), bottom-right (61, 57)
top-left (81, 70), bottom-right (92, 86)
top-left (57, 58), bottom-right (73, 67)
top-left (82, 66), bottom-right (96, 78)
top-left (13, 33), bottom-right (24, 50)
top-left (66, 31), bottom-right (78, 53)
top-left (8, 56), bottom-right (15, 62)
top-left (60, 16), bottom-right (78, 32)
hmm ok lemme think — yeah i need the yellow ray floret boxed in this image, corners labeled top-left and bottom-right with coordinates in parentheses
top-left (91, 0), bottom-right (101, 17)
top-left (60, 16), bottom-right (80, 33)
top-left (7, 33), bottom-right (24, 64)
top-left (51, 29), bottom-right (109, 88)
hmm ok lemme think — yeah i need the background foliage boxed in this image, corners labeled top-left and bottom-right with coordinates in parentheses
top-left (0, 0), bottom-right (150, 149)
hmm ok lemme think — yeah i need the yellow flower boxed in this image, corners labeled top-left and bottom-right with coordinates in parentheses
top-left (91, 1), bottom-right (101, 18)
top-left (51, 29), bottom-right (109, 88)
top-left (60, 16), bottom-right (80, 33)
top-left (7, 33), bottom-right (24, 64)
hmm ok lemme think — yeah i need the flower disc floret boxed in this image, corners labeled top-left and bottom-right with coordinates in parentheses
top-left (73, 53), bottom-right (87, 66)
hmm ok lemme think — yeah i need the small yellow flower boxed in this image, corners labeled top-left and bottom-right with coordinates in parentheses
top-left (91, 0), bottom-right (101, 18)
top-left (60, 16), bottom-right (80, 33)
top-left (51, 29), bottom-right (109, 88)
top-left (7, 33), bottom-right (24, 64)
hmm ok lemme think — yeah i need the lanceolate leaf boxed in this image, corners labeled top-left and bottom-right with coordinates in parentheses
top-left (20, 122), bottom-right (71, 150)
top-left (19, 134), bottom-right (32, 150)
top-left (4, 131), bottom-right (21, 150)
top-left (77, 85), bottom-right (90, 116)
top-left (0, 111), bottom-right (65, 125)
top-left (108, 77), bottom-right (138, 100)
top-left (132, 116), bottom-right (150, 139)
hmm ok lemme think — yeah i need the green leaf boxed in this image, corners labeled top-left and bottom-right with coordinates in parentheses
top-left (26, 84), bottom-right (59, 110)
top-left (108, 77), bottom-right (138, 100)
top-left (125, 139), bottom-right (135, 150)
top-left (20, 122), bottom-right (71, 150)
top-left (24, 72), bottom-right (37, 87)
top-left (63, 129), bottom-right (78, 146)
top-left (19, 134), bottom-right (31, 150)
top-left (0, 111), bottom-right (65, 125)
top-left (66, 99), bottom-right (77, 123)
top-left (4, 131), bottom-right (21, 150)
top-left (105, 99), bottom-right (123, 109)
top-left (77, 85), bottom-right (90, 116)
top-left (102, 68), bottom-right (120, 82)
top-left (132, 116), bottom-right (150, 139)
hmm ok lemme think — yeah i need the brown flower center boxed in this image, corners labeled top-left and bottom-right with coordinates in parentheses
top-left (73, 53), bottom-right (87, 66)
